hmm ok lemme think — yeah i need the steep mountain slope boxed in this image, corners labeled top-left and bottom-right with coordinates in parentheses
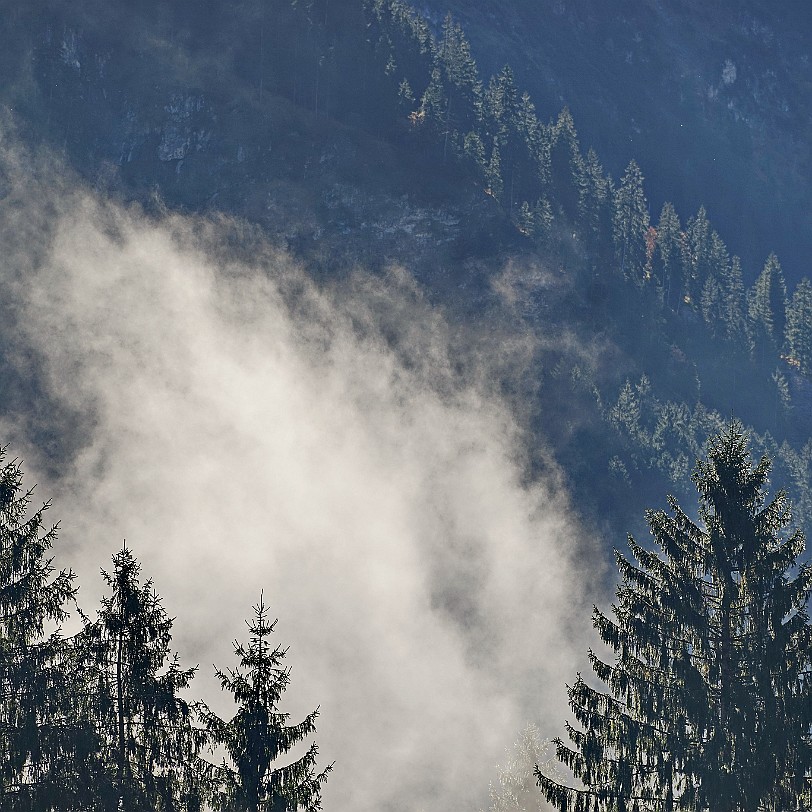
top-left (422, 0), bottom-right (812, 285)
top-left (2, 0), bottom-right (812, 547)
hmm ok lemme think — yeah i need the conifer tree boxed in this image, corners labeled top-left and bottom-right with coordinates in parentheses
top-left (683, 205), bottom-right (714, 306)
top-left (721, 256), bottom-right (749, 351)
top-left (417, 67), bottom-right (447, 132)
top-left (79, 545), bottom-right (206, 811)
top-left (516, 91), bottom-right (548, 190)
top-left (203, 595), bottom-right (331, 812)
top-left (652, 202), bottom-right (684, 311)
top-left (482, 66), bottom-right (526, 210)
top-left (785, 277), bottom-right (812, 375)
top-left (549, 108), bottom-right (584, 220)
top-left (435, 13), bottom-right (482, 162)
top-left (699, 231), bottom-right (731, 333)
top-left (538, 424), bottom-right (812, 812)
top-left (0, 451), bottom-right (89, 811)
top-left (612, 160), bottom-right (650, 283)
top-left (578, 148), bottom-right (612, 262)
top-left (749, 253), bottom-right (788, 363)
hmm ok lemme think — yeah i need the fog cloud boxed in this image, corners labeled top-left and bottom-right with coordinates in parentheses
top-left (0, 150), bottom-right (603, 811)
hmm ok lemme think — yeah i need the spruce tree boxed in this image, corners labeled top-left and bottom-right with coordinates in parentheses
top-left (578, 148), bottom-right (612, 263)
top-left (0, 451), bottom-right (88, 811)
top-left (748, 253), bottom-right (788, 363)
top-left (538, 424), bottom-right (812, 812)
top-left (482, 66), bottom-right (528, 211)
top-left (78, 545), bottom-right (206, 811)
top-left (721, 256), bottom-right (749, 351)
top-left (612, 160), bottom-right (650, 284)
top-left (203, 595), bottom-right (331, 812)
top-left (550, 108), bottom-right (584, 220)
top-left (652, 202), bottom-right (683, 310)
top-left (435, 13), bottom-right (482, 162)
top-left (683, 205), bottom-right (713, 307)
top-left (785, 277), bottom-right (812, 375)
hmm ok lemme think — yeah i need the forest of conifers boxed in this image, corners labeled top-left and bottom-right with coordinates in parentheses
top-left (4, 0), bottom-right (812, 544)
top-left (4, 1), bottom-right (812, 809)
top-left (4, 403), bottom-right (812, 811)
top-left (0, 449), bottom-right (331, 811)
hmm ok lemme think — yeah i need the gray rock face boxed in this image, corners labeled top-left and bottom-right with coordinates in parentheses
top-left (158, 94), bottom-right (208, 163)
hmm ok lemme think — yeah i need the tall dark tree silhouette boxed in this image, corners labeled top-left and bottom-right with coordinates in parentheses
top-left (0, 451), bottom-right (90, 811)
top-left (203, 595), bottom-right (331, 812)
top-left (538, 424), bottom-right (812, 811)
top-left (79, 545), bottom-right (206, 811)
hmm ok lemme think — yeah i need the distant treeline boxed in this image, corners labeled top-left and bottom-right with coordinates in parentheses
top-left (361, 1), bottom-right (812, 374)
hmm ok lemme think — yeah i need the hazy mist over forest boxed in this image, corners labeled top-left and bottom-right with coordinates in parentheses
top-left (1, 2), bottom-right (812, 811)
top-left (0, 147), bottom-right (600, 809)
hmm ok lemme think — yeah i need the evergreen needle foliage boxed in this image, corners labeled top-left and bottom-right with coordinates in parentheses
top-left (538, 423), bottom-right (812, 811)
top-left (78, 545), bottom-right (207, 811)
top-left (0, 450), bottom-right (82, 811)
top-left (0, 452), bottom-right (331, 811)
top-left (201, 595), bottom-right (332, 812)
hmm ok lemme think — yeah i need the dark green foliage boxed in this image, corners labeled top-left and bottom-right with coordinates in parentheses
top-left (0, 451), bottom-right (86, 811)
top-left (0, 452), bottom-right (329, 812)
top-left (202, 596), bottom-right (331, 812)
top-left (538, 425), bottom-right (812, 811)
top-left (78, 546), bottom-right (206, 811)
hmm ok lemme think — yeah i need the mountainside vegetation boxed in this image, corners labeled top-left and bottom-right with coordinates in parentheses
top-left (2, 4), bottom-right (812, 808)
top-left (2, 0), bottom-right (811, 546)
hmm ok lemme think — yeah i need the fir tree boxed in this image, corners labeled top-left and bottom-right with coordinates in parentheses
top-left (435, 13), bottom-right (482, 161)
top-left (516, 91), bottom-right (548, 190)
top-left (578, 148), bottom-right (612, 263)
top-left (417, 66), bottom-right (447, 132)
top-left (683, 205), bottom-right (714, 307)
top-left (700, 232), bottom-right (731, 334)
top-left (538, 424), bottom-right (812, 812)
top-left (203, 595), bottom-right (331, 812)
top-left (721, 256), bottom-right (749, 351)
top-left (482, 66), bottom-right (526, 210)
top-left (549, 108), bottom-right (584, 220)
